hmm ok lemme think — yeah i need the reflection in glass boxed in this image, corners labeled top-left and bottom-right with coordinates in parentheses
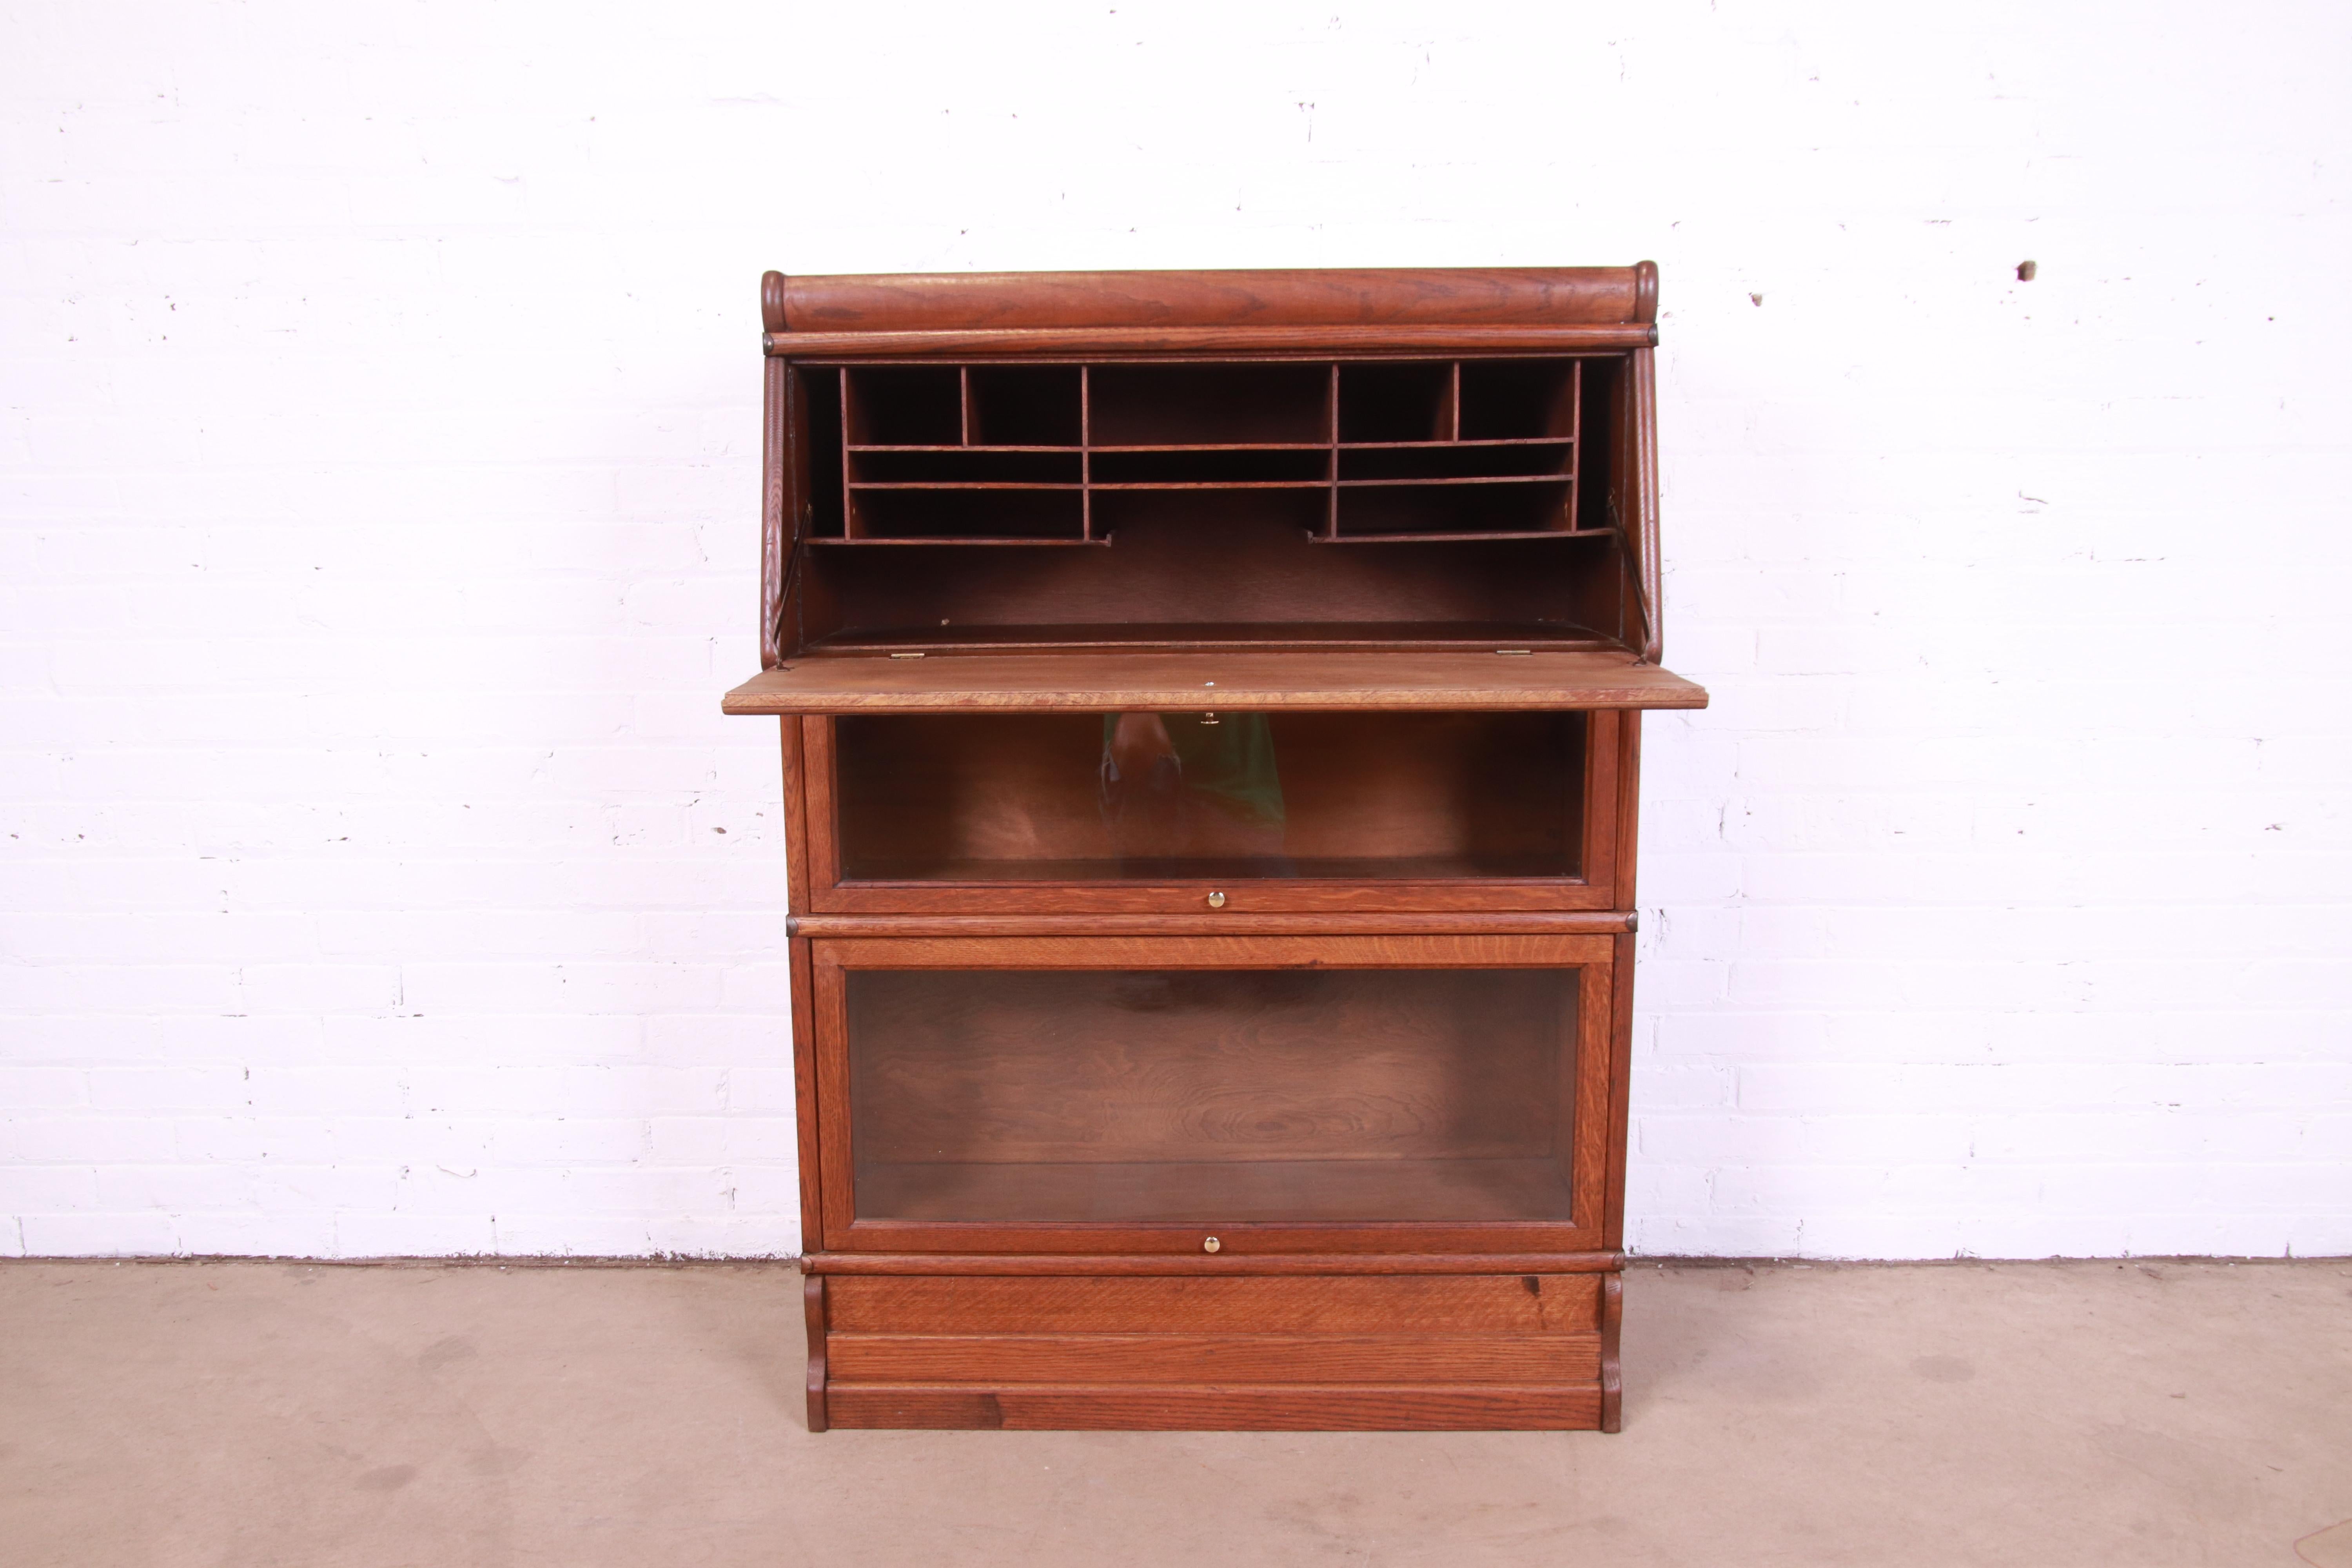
top-left (833, 711), bottom-right (1584, 884)
top-left (1100, 713), bottom-right (1289, 872)
top-left (847, 967), bottom-right (1581, 1225)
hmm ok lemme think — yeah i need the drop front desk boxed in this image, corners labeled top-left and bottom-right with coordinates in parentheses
top-left (723, 265), bottom-right (1708, 1431)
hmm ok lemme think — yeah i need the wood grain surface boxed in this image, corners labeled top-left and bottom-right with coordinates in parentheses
top-left (808, 936), bottom-right (1614, 1254)
top-left (830, 1218), bottom-right (1602, 1256)
top-left (802, 1275), bottom-right (828, 1433)
top-left (1628, 347), bottom-right (1664, 660)
top-left (777, 267), bottom-right (1651, 333)
top-left (789, 496), bottom-right (1625, 652)
top-left (825, 1272), bottom-right (1602, 1333)
top-left (806, 883), bottom-right (1620, 917)
top-left (831, 711), bottom-right (1581, 875)
top-left (724, 649), bottom-right (1707, 713)
top-left (828, 1333), bottom-right (1602, 1385)
top-left (813, 933), bottom-right (1613, 971)
top-left (781, 270), bottom-right (1646, 334)
top-left (741, 267), bottom-right (1671, 1432)
top-left (823, 1383), bottom-right (1604, 1430)
top-left (853, 1159), bottom-right (1581, 1225)
top-left (759, 356), bottom-right (791, 668)
top-left (800, 708), bottom-right (1619, 916)
top-left (797, 708), bottom-right (1624, 916)
top-left (799, 622), bottom-right (1621, 655)
top-left (1600, 1269), bottom-right (1626, 1433)
top-left (786, 912), bottom-right (1636, 937)
top-left (771, 326), bottom-right (1655, 358)
top-left (845, 967), bottom-right (1568, 1167)
top-left (802, 1251), bottom-right (1623, 1275)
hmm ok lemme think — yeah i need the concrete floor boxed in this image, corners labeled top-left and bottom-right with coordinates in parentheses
top-left (2, 1259), bottom-right (2347, 1566)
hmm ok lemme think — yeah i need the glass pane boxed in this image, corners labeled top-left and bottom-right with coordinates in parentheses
top-left (834, 711), bottom-right (1584, 882)
top-left (848, 968), bottom-right (1578, 1225)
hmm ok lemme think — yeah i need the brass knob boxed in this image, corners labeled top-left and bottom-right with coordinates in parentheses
top-left (1203, 1236), bottom-right (1221, 1253)
top-left (1206, 891), bottom-right (1226, 909)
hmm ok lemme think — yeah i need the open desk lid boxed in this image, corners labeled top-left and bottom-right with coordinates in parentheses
top-left (722, 649), bottom-right (1707, 715)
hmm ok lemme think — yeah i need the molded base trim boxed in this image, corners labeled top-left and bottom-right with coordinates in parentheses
top-left (826, 1383), bottom-right (1604, 1431)
top-left (802, 1250), bottom-right (1624, 1275)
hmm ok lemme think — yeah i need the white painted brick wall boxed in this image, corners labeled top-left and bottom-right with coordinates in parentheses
top-left (3, 1), bottom-right (2347, 1258)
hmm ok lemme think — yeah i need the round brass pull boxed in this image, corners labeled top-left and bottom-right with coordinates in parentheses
top-left (1202, 1236), bottom-right (1221, 1253)
top-left (1206, 891), bottom-right (1226, 909)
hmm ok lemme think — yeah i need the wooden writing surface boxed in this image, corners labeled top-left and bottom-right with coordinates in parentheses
top-left (724, 649), bottom-right (1707, 714)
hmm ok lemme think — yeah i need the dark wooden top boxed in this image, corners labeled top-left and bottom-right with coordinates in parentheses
top-left (766, 265), bottom-right (1659, 335)
top-left (722, 650), bottom-right (1706, 715)
top-left (764, 323), bottom-right (1655, 358)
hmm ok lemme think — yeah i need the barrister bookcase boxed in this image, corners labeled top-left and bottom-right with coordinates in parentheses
top-left (722, 266), bottom-right (1708, 1431)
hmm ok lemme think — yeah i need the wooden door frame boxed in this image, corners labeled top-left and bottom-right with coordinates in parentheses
top-left (799, 711), bottom-right (1624, 915)
top-left (807, 933), bottom-right (1617, 1256)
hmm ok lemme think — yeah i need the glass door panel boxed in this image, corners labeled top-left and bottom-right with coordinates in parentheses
top-left (845, 967), bottom-right (1581, 1227)
top-left (831, 711), bottom-right (1587, 884)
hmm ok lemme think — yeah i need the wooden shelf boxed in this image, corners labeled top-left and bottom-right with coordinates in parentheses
top-left (801, 354), bottom-right (1615, 553)
top-left (857, 1158), bottom-right (1578, 1225)
top-left (808, 537), bottom-right (1109, 548)
top-left (838, 853), bottom-right (1581, 884)
top-left (1340, 437), bottom-right (1574, 450)
top-left (803, 622), bottom-right (1622, 654)
top-left (1336, 475), bottom-right (1570, 488)
top-left (723, 648), bottom-right (1708, 713)
top-left (1091, 442), bottom-right (1333, 453)
top-left (1314, 529), bottom-right (1614, 545)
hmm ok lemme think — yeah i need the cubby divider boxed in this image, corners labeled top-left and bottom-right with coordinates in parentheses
top-left (1338, 443), bottom-right (1573, 483)
top-left (818, 355), bottom-right (1590, 550)
top-left (835, 487), bottom-right (1090, 547)
top-left (1092, 448), bottom-right (1330, 488)
top-left (850, 450), bottom-right (1083, 486)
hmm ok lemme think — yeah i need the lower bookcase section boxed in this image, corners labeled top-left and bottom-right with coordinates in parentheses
top-left (808, 1269), bottom-right (1620, 1432)
top-left (821, 940), bottom-right (1617, 1238)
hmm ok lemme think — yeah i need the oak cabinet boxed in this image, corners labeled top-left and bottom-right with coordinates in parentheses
top-left (724, 265), bottom-right (1706, 1430)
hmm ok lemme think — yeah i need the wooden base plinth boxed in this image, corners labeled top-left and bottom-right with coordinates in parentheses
top-left (828, 1383), bottom-right (1603, 1431)
top-left (804, 1267), bottom-right (1623, 1433)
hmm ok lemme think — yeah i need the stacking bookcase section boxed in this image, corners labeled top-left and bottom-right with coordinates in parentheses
top-left (830, 711), bottom-right (1592, 886)
top-left (744, 699), bottom-right (1649, 917)
top-left (727, 265), bottom-right (1705, 1434)
top-left (833, 942), bottom-right (1607, 1236)
top-left (806, 930), bottom-right (1619, 1258)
